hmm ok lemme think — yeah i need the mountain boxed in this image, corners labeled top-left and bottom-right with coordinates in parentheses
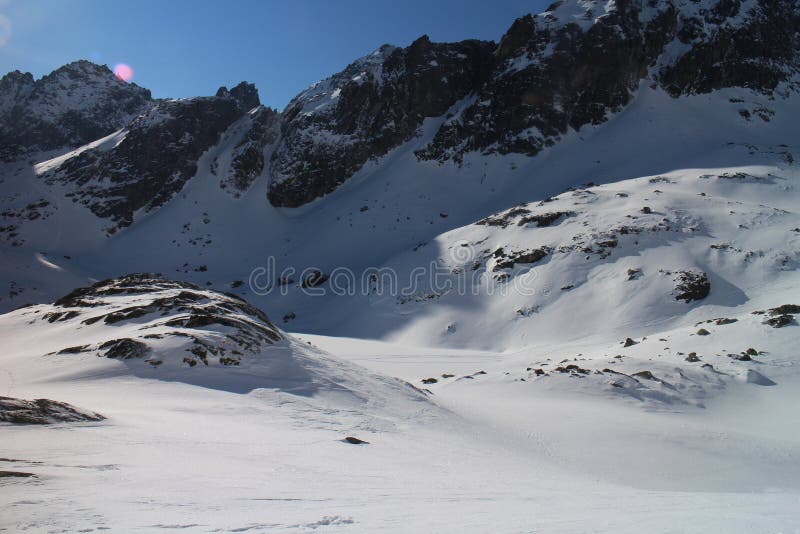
top-left (272, 0), bottom-right (800, 204)
top-left (0, 60), bottom-right (152, 161)
top-left (1, 2), bottom-right (800, 531)
top-left (38, 82), bottom-right (268, 232)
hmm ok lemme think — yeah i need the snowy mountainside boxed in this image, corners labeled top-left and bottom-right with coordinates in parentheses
top-left (1, 81), bottom-right (798, 326)
top-left (269, 37), bottom-right (495, 206)
top-left (2, 2), bottom-right (800, 531)
top-left (34, 83), bottom-right (268, 232)
top-left (0, 60), bottom-right (152, 161)
top-left (417, 303), bottom-right (800, 410)
top-left (275, 0), bottom-right (800, 204)
top-left (339, 162), bottom-right (800, 351)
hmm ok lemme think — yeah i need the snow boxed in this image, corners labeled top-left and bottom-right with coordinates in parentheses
top-left (1, 303), bottom-right (798, 532)
top-left (32, 129), bottom-right (128, 175)
top-left (1, 6), bottom-right (800, 528)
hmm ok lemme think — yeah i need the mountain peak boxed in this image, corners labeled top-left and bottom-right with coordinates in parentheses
top-left (215, 81), bottom-right (260, 111)
top-left (0, 60), bottom-right (153, 160)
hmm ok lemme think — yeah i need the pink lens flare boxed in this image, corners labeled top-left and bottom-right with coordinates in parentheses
top-left (113, 63), bottom-right (134, 82)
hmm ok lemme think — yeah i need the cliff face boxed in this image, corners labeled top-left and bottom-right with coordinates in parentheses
top-left (270, 0), bottom-right (800, 205)
top-left (43, 83), bottom-right (261, 232)
top-left (0, 60), bottom-right (152, 161)
top-left (267, 38), bottom-right (496, 207)
top-left (3, 1), bottom-right (799, 215)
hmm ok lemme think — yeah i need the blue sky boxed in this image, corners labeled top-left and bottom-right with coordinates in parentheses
top-left (0, 0), bottom-right (551, 109)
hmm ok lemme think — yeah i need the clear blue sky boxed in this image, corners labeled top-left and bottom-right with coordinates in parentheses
top-left (0, 0), bottom-right (550, 109)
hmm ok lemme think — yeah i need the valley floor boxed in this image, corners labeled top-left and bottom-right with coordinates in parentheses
top-left (2, 333), bottom-right (799, 533)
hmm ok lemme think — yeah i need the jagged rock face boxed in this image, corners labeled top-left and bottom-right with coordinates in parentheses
top-left (268, 0), bottom-right (800, 205)
top-left (659, 0), bottom-right (800, 96)
top-left (44, 87), bottom-right (259, 231)
top-left (217, 105), bottom-right (280, 196)
top-left (215, 81), bottom-right (261, 112)
top-left (422, 0), bottom-right (800, 163)
top-left (0, 71), bottom-right (35, 116)
top-left (42, 273), bottom-right (283, 368)
top-left (418, 2), bottom-right (680, 162)
top-left (268, 37), bottom-right (495, 207)
top-left (0, 60), bottom-right (152, 161)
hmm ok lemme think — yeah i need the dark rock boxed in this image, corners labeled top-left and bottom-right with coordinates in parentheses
top-left (555, 364), bottom-right (590, 375)
top-left (476, 206), bottom-right (531, 228)
top-left (765, 314), bottom-right (794, 328)
top-left (632, 371), bottom-right (656, 380)
top-left (674, 270), bottom-right (711, 303)
top-left (685, 352), bottom-right (701, 362)
top-left (301, 270), bottom-right (329, 289)
top-left (99, 338), bottom-right (149, 359)
top-left (269, 38), bottom-right (495, 207)
top-left (0, 396), bottom-right (104, 425)
top-left (623, 337), bottom-right (637, 347)
top-left (0, 471), bottom-right (37, 478)
top-left (421, 377), bottom-right (438, 384)
top-left (215, 81), bottom-right (260, 111)
top-left (660, 2), bottom-right (800, 97)
top-left (493, 247), bottom-right (549, 269)
top-left (57, 345), bottom-right (89, 354)
top-left (48, 274), bottom-right (283, 365)
top-left (343, 436), bottom-right (369, 445)
top-left (517, 211), bottom-right (572, 227)
top-left (768, 304), bottom-right (800, 315)
top-left (696, 328), bottom-right (711, 336)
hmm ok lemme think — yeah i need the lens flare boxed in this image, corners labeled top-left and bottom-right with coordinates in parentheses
top-left (113, 63), bottom-right (134, 83)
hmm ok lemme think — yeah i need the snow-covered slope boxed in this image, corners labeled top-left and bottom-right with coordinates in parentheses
top-left (0, 273), bottom-right (430, 410)
top-left (1, 279), bottom-right (798, 533)
top-left (333, 161), bottom-right (800, 351)
top-left (2, 1), bottom-right (800, 530)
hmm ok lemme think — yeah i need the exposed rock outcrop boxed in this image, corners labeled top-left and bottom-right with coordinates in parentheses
top-left (0, 396), bottom-right (105, 425)
top-left (48, 273), bottom-right (283, 367)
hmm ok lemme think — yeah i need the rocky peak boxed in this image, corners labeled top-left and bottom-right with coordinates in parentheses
top-left (264, 0), bottom-right (800, 207)
top-left (215, 81), bottom-right (261, 111)
top-left (43, 88), bottom-right (257, 232)
top-left (0, 60), bottom-right (152, 161)
top-left (268, 37), bottom-right (495, 207)
top-left (495, 14), bottom-right (536, 61)
top-left (0, 70), bottom-right (35, 116)
top-left (660, 0), bottom-right (800, 96)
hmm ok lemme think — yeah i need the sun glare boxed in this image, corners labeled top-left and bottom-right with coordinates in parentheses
top-left (113, 63), bottom-right (134, 82)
